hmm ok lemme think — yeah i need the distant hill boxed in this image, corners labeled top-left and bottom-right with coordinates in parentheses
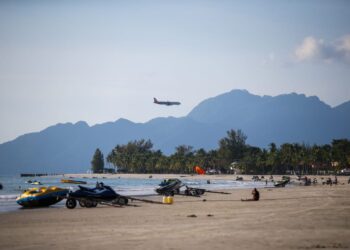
top-left (187, 90), bottom-right (346, 146)
top-left (0, 89), bottom-right (349, 174)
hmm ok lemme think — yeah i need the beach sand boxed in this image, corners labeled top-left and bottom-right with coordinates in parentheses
top-left (0, 176), bottom-right (349, 250)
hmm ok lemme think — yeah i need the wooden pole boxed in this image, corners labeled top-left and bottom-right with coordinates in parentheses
top-left (204, 190), bottom-right (231, 195)
top-left (125, 196), bottom-right (164, 204)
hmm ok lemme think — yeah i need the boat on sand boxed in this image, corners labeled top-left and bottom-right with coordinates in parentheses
top-left (65, 182), bottom-right (128, 209)
top-left (274, 179), bottom-right (289, 187)
top-left (155, 179), bottom-right (183, 196)
top-left (16, 186), bottom-right (68, 207)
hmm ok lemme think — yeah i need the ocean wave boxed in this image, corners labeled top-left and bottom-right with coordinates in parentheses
top-left (0, 195), bottom-right (18, 200)
top-left (182, 181), bottom-right (201, 185)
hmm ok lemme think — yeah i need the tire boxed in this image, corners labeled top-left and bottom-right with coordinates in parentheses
top-left (66, 198), bottom-right (77, 209)
top-left (85, 200), bottom-right (94, 208)
top-left (116, 197), bottom-right (128, 206)
top-left (197, 189), bottom-right (205, 195)
top-left (79, 200), bottom-right (86, 207)
top-left (91, 201), bottom-right (98, 207)
top-left (190, 190), bottom-right (197, 196)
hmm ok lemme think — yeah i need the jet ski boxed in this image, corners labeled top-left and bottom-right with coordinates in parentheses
top-left (155, 178), bottom-right (183, 196)
top-left (65, 182), bottom-right (128, 209)
top-left (16, 186), bottom-right (69, 207)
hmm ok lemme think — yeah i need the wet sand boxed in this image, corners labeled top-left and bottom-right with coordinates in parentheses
top-left (0, 176), bottom-right (349, 250)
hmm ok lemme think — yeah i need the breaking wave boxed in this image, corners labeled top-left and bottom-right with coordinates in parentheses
top-left (0, 195), bottom-right (18, 200)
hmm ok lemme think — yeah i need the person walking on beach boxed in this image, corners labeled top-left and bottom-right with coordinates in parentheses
top-left (241, 188), bottom-right (260, 201)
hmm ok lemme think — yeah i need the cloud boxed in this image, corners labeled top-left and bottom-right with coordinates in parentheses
top-left (335, 35), bottom-right (350, 61)
top-left (294, 35), bottom-right (350, 64)
top-left (295, 36), bottom-right (320, 61)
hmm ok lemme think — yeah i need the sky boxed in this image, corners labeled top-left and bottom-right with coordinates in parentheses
top-left (0, 0), bottom-right (349, 143)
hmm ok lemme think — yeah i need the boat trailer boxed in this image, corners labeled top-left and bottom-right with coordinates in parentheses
top-left (64, 194), bottom-right (164, 209)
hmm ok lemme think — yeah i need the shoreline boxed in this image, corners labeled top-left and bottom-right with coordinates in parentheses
top-left (59, 172), bottom-right (349, 181)
top-left (1, 174), bottom-right (348, 211)
top-left (0, 181), bottom-right (349, 249)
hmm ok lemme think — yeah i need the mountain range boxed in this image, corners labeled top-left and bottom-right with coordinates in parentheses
top-left (1, 89), bottom-right (349, 174)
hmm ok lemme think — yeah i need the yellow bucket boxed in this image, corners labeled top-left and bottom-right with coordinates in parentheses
top-left (162, 196), bottom-right (174, 204)
top-left (167, 196), bottom-right (173, 204)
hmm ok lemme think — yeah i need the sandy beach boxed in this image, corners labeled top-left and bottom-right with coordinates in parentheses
top-left (0, 176), bottom-right (349, 250)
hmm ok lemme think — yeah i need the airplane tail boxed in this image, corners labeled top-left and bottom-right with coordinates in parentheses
top-left (153, 98), bottom-right (158, 103)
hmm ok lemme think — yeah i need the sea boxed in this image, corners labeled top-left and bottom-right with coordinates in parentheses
top-left (0, 175), bottom-right (274, 213)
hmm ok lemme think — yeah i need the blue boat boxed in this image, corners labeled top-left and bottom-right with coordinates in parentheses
top-left (16, 186), bottom-right (69, 207)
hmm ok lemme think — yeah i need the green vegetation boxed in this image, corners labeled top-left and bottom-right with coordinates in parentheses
top-left (106, 130), bottom-right (350, 175)
top-left (91, 148), bottom-right (104, 173)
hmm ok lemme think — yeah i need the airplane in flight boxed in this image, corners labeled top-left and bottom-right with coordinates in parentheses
top-left (153, 98), bottom-right (181, 106)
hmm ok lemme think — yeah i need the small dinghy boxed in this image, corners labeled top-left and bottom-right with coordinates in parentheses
top-left (16, 186), bottom-right (68, 207)
top-left (31, 181), bottom-right (43, 185)
top-left (274, 179), bottom-right (289, 187)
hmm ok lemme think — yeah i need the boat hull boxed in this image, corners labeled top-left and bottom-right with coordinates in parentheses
top-left (16, 187), bottom-right (68, 208)
top-left (274, 180), bottom-right (289, 187)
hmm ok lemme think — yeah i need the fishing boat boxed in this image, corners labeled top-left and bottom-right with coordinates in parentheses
top-left (155, 178), bottom-right (183, 195)
top-left (16, 186), bottom-right (69, 207)
top-left (61, 179), bottom-right (87, 184)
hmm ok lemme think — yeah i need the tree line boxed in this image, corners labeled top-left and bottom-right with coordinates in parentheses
top-left (91, 129), bottom-right (350, 175)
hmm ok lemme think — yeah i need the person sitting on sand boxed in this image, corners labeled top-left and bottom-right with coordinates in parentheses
top-left (252, 188), bottom-right (260, 201)
top-left (241, 188), bottom-right (260, 201)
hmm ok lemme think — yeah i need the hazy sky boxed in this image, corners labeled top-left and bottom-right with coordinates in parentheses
top-left (1, 0), bottom-right (349, 143)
